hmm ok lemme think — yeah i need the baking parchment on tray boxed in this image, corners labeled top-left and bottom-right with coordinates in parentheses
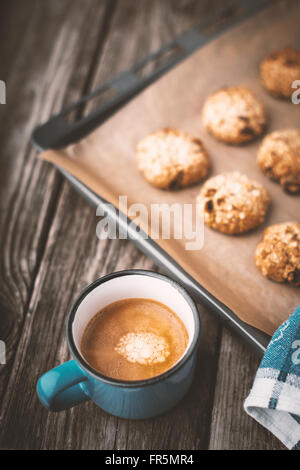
top-left (33, 0), bottom-right (300, 353)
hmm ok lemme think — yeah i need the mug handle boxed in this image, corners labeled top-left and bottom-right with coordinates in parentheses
top-left (37, 360), bottom-right (90, 411)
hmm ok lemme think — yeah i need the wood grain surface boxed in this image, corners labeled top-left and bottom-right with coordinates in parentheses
top-left (0, 0), bottom-right (286, 450)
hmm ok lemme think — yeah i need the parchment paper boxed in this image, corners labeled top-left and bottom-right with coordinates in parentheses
top-left (38, 0), bottom-right (300, 335)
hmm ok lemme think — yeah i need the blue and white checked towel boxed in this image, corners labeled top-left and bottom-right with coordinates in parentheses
top-left (244, 306), bottom-right (300, 450)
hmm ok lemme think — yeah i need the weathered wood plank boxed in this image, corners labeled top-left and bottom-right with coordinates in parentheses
top-left (208, 328), bottom-right (285, 450)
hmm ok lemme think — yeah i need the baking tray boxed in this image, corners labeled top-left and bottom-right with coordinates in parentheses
top-left (31, 0), bottom-right (275, 354)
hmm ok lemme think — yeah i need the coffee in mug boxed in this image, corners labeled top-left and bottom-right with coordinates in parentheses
top-left (80, 298), bottom-right (188, 381)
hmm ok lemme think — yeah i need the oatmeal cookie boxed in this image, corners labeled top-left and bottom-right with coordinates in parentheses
top-left (137, 128), bottom-right (210, 189)
top-left (260, 47), bottom-right (300, 98)
top-left (202, 86), bottom-right (266, 144)
top-left (255, 222), bottom-right (300, 285)
top-left (257, 129), bottom-right (300, 193)
top-left (197, 172), bottom-right (270, 234)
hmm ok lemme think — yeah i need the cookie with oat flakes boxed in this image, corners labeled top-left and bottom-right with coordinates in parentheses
top-left (137, 128), bottom-right (210, 189)
top-left (257, 129), bottom-right (300, 194)
top-left (255, 222), bottom-right (300, 285)
top-left (260, 47), bottom-right (300, 98)
top-left (202, 86), bottom-right (266, 144)
top-left (197, 172), bottom-right (270, 234)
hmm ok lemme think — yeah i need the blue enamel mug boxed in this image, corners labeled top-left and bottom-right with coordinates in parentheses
top-left (37, 270), bottom-right (200, 419)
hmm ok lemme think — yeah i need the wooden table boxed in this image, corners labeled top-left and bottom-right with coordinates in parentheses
top-left (0, 0), bottom-right (285, 450)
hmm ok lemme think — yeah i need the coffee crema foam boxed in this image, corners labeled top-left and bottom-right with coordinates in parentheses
top-left (115, 332), bottom-right (170, 365)
top-left (80, 298), bottom-right (188, 381)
